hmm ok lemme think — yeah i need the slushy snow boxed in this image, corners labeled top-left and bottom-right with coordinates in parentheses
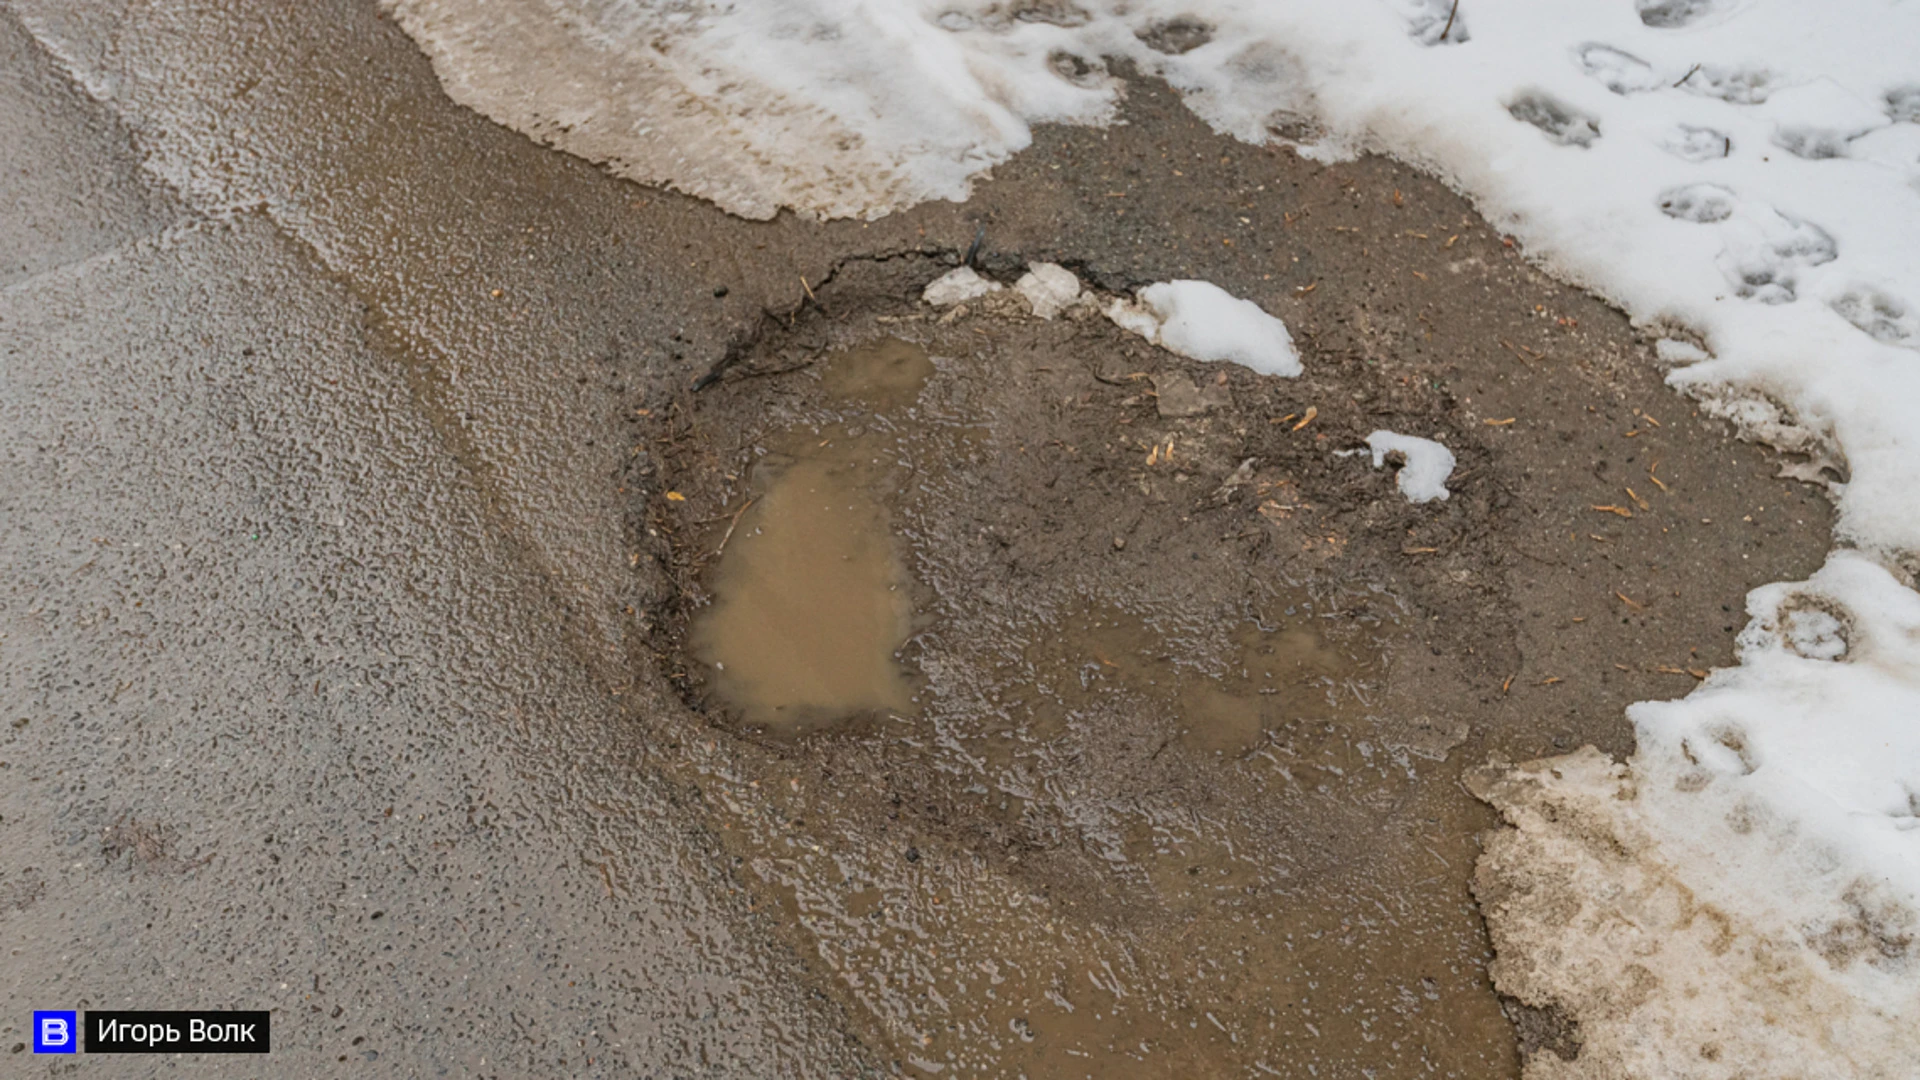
top-left (1365, 431), bottom-right (1454, 503)
top-left (1107, 281), bottom-right (1301, 376)
top-left (384, 0), bottom-right (1920, 1071)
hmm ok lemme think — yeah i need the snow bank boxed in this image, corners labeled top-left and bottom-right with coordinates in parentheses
top-left (1475, 551), bottom-right (1920, 1078)
top-left (1365, 431), bottom-right (1454, 503)
top-left (1106, 281), bottom-right (1301, 376)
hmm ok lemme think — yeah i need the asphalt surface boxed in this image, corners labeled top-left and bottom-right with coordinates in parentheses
top-left (0, 1), bottom-right (1833, 1076)
top-left (0, 2), bottom-right (875, 1074)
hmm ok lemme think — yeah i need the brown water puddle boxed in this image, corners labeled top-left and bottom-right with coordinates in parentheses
top-left (689, 425), bottom-right (919, 729)
top-left (689, 338), bottom-right (934, 729)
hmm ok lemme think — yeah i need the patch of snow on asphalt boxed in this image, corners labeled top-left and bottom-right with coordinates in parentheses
top-left (1475, 552), bottom-right (1920, 1079)
top-left (1364, 431), bottom-right (1453, 503)
top-left (1014, 262), bottom-right (1085, 319)
top-left (1106, 281), bottom-right (1301, 376)
top-left (922, 266), bottom-right (1001, 306)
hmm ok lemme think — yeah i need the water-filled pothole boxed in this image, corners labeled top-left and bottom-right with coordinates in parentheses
top-left (638, 287), bottom-right (1515, 1077)
top-left (689, 424), bottom-right (920, 730)
top-left (687, 336), bottom-right (936, 730)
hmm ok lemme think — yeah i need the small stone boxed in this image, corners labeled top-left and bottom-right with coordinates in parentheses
top-left (1112, 537), bottom-right (1126, 550)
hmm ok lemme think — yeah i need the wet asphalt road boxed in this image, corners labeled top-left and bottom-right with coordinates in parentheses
top-left (1, 2), bottom-right (877, 1074)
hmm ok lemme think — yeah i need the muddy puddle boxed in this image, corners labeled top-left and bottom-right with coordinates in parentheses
top-left (690, 424), bottom-right (920, 730)
top-left (642, 298), bottom-right (1528, 1076)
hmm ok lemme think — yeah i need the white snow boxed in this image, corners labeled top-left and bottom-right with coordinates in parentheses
top-left (1014, 262), bottom-right (1084, 319)
top-left (1364, 431), bottom-right (1454, 504)
top-left (922, 266), bottom-right (1001, 306)
top-left (1106, 281), bottom-right (1301, 376)
top-left (387, 0), bottom-right (1920, 1069)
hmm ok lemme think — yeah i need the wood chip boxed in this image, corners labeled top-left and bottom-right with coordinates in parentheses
top-left (1538, 677), bottom-right (1562, 686)
top-left (1501, 675), bottom-right (1515, 694)
top-left (1626, 487), bottom-right (1651, 511)
top-left (1615, 591), bottom-right (1644, 610)
top-left (1592, 505), bottom-right (1634, 517)
top-left (1291, 406), bottom-right (1318, 431)
top-left (1403, 547), bottom-right (1439, 555)
top-left (665, 491), bottom-right (687, 502)
top-left (1500, 339), bottom-right (1543, 364)
top-left (1483, 417), bottom-right (1516, 426)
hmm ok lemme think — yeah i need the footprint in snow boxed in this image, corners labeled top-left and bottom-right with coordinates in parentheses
top-left (1397, 0), bottom-right (1469, 46)
top-left (1134, 15), bottom-right (1212, 55)
top-left (1888, 85), bottom-right (1920, 123)
top-left (1678, 64), bottom-right (1776, 105)
top-left (1773, 127), bottom-right (1853, 160)
top-left (1751, 595), bottom-right (1852, 662)
top-left (1658, 182), bottom-right (1737, 222)
top-left (1831, 285), bottom-right (1919, 348)
top-left (1717, 210), bottom-right (1837, 304)
top-left (1636, 0), bottom-right (1726, 29)
top-left (1662, 185), bottom-right (1839, 304)
top-left (1661, 123), bottom-right (1733, 161)
top-left (1507, 91), bottom-right (1600, 147)
top-left (1574, 44), bottom-right (1663, 95)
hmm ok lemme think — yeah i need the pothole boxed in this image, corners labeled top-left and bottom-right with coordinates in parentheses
top-left (635, 256), bottom-right (1520, 1074)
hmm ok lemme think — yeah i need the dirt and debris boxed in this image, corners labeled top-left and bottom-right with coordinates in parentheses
top-left (624, 193), bottom-right (1832, 1073)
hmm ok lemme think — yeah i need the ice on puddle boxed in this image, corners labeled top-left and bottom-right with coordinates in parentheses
top-left (923, 266), bottom-right (1001, 307)
top-left (1014, 263), bottom-right (1084, 320)
top-left (1106, 281), bottom-right (1301, 377)
top-left (1364, 431), bottom-right (1454, 503)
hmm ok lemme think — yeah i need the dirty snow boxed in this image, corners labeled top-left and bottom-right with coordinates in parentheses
top-left (384, 0), bottom-right (1920, 1070)
top-left (1365, 431), bottom-right (1454, 504)
top-left (922, 266), bottom-right (1002, 306)
top-left (1475, 552), bottom-right (1920, 1079)
top-left (1106, 281), bottom-right (1301, 376)
top-left (1014, 262), bottom-right (1085, 319)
